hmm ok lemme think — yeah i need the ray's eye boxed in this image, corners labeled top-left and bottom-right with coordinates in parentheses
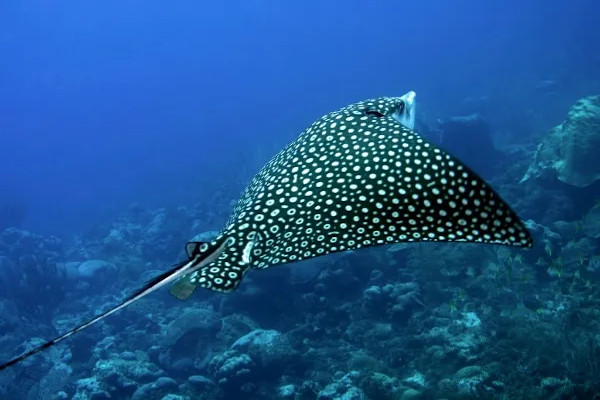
top-left (364, 109), bottom-right (386, 118)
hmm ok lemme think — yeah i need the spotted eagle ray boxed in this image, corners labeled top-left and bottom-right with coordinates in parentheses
top-left (0, 91), bottom-right (532, 371)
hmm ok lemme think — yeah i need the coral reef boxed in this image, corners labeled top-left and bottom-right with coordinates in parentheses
top-left (0, 228), bottom-right (65, 322)
top-left (2, 97), bottom-right (600, 399)
top-left (522, 95), bottom-right (600, 187)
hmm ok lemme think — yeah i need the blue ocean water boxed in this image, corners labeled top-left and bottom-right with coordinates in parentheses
top-left (1, 1), bottom-right (599, 399)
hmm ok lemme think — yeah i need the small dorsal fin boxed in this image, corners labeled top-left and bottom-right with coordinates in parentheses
top-left (185, 241), bottom-right (206, 259)
top-left (171, 240), bottom-right (219, 299)
top-left (185, 231), bottom-right (219, 258)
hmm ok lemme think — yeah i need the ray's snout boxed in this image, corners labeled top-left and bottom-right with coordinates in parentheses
top-left (393, 90), bottom-right (416, 129)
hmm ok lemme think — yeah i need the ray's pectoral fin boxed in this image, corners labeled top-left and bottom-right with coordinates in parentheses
top-left (192, 265), bottom-right (248, 293)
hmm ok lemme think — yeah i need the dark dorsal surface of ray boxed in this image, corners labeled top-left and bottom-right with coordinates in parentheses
top-left (185, 95), bottom-right (532, 292)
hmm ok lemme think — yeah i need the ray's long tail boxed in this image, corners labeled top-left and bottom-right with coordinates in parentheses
top-left (0, 239), bottom-right (229, 371)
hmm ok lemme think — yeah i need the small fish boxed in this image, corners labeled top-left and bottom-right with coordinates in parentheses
top-left (0, 91), bottom-right (532, 371)
top-left (535, 79), bottom-right (561, 93)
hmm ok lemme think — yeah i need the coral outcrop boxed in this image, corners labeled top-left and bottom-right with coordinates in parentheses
top-left (522, 95), bottom-right (600, 187)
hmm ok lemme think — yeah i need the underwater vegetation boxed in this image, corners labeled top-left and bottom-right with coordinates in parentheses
top-left (0, 94), bottom-right (599, 400)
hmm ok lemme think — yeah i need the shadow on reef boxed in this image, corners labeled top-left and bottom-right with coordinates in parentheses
top-left (434, 114), bottom-right (503, 179)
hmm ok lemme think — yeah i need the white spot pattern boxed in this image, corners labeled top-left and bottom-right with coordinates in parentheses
top-left (186, 96), bottom-right (533, 292)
